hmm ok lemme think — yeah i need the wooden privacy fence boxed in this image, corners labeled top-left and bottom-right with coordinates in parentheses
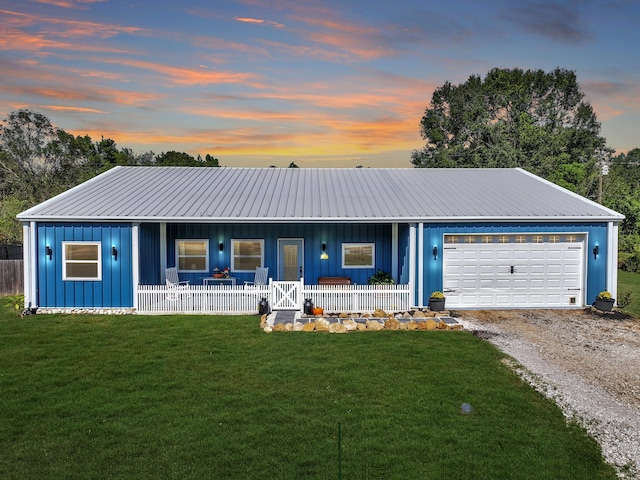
top-left (136, 281), bottom-right (411, 315)
top-left (0, 260), bottom-right (23, 296)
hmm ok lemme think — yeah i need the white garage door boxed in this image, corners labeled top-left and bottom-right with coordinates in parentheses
top-left (442, 234), bottom-right (585, 309)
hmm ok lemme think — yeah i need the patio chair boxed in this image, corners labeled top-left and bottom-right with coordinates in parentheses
top-left (166, 267), bottom-right (190, 301)
top-left (244, 267), bottom-right (269, 286)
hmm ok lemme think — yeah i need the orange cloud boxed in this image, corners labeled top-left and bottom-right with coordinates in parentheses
top-left (235, 16), bottom-right (285, 28)
top-left (100, 58), bottom-right (265, 88)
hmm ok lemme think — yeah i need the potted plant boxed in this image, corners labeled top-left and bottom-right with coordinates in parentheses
top-left (428, 291), bottom-right (446, 312)
top-left (368, 270), bottom-right (394, 285)
top-left (594, 291), bottom-right (615, 312)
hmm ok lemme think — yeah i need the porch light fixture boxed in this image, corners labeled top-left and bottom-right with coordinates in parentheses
top-left (46, 245), bottom-right (52, 260)
top-left (320, 243), bottom-right (329, 260)
top-left (111, 246), bottom-right (118, 261)
top-left (432, 246), bottom-right (438, 260)
top-left (219, 242), bottom-right (224, 252)
top-left (593, 245), bottom-right (599, 260)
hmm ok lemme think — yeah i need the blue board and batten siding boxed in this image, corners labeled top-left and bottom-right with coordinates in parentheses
top-left (37, 223), bottom-right (133, 308)
top-left (420, 222), bottom-right (609, 306)
top-left (140, 222), bottom-right (395, 286)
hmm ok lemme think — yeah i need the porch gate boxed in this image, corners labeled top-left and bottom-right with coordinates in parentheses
top-left (271, 281), bottom-right (301, 310)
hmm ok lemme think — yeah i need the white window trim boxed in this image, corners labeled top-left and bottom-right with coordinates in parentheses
top-left (176, 239), bottom-right (209, 273)
top-left (342, 242), bottom-right (375, 269)
top-left (62, 241), bottom-right (102, 281)
top-left (231, 239), bottom-right (264, 272)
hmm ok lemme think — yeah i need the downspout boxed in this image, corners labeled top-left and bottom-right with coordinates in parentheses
top-left (132, 223), bottom-right (140, 310)
top-left (607, 221), bottom-right (618, 303)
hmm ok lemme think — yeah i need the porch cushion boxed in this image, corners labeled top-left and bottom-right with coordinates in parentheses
top-left (318, 276), bottom-right (351, 285)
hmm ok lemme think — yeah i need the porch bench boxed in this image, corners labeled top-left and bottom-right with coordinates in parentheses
top-left (318, 276), bottom-right (351, 285)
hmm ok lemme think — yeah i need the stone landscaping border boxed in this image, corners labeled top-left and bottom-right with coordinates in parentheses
top-left (261, 308), bottom-right (464, 333)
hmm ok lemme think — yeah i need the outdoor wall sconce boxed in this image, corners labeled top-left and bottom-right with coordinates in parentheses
top-left (433, 246), bottom-right (438, 260)
top-left (111, 246), bottom-right (118, 261)
top-left (219, 242), bottom-right (224, 252)
top-left (593, 245), bottom-right (599, 260)
top-left (46, 245), bottom-right (52, 260)
top-left (320, 243), bottom-right (329, 260)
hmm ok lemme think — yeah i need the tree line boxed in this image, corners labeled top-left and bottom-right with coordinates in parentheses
top-left (412, 67), bottom-right (640, 270)
top-left (0, 110), bottom-right (219, 244)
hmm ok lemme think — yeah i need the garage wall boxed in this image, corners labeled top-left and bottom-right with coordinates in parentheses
top-left (421, 222), bottom-right (609, 307)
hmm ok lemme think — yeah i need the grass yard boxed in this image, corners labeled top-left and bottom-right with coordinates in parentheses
top-left (0, 308), bottom-right (617, 480)
top-left (618, 269), bottom-right (640, 318)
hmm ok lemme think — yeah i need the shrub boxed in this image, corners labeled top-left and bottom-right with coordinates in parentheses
top-left (596, 291), bottom-right (612, 301)
top-left (617, 290), bottom-right (632, 309)
top-left (368, 270), bottom-right (394, 285)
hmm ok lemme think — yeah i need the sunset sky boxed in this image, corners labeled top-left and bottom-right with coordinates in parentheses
top-left (1, 0), bottom-right (639, 168)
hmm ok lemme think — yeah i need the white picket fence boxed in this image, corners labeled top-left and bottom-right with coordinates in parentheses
top-left (136, 281), bottom-right (411, 315)
top-left (301, 284), bottom-right (411, 313)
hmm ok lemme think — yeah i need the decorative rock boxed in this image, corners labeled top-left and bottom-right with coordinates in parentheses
top-left (406, 321), bottom-right (417, 330)
top-left (329, 323), bottom-right (347, 334)
top-left (438, 320), bottom-right (450, 330)
top-left (362, 313), bottom-right (372, 318)
top-left (263, 326), bottom-right (272, 333)
top-left (302, 322), bottom-right (316, 332)
top-left (384, 318), bottom-right (401, 330)
top-left (425, 319), bottom-right (438, 330)
top-left (366, 319), bottom-right (384, 331)
top-left (451, 324), bottom-right (464, 330)
top-left (315, 318), bottom-right (330, 332)
top-left (356, 322), bottom-right (368, 331)
top-left (416, 321), bottom-right (428, 330)
top-left (339, 312), bottom-right (349, 318)
top-left (284, 322), bottom-right (293, 331)
top-left (343, 319), bottom-right (358, 331)
top-left (399, 322), bottom-right (408, 330)
top-left (373, 308), bottom-right (387, 318)
top-left (273, 323), bottom-right (286, 332)
top-left (292, 321), bottom-right (304, 332)
top-left (260, 314), bottom-right (268, 328)
top-left (412, 310), bottom-right (426, 318)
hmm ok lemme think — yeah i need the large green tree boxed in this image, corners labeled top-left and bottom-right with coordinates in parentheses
top-left (411, 68), bottom-right (606, 196)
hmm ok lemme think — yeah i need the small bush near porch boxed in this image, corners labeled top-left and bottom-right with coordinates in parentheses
top-left (0, 308), bottom-right (615, 479)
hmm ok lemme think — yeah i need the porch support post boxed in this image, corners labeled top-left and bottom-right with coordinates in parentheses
top-left (607, 221), bottom-right (619, 303)
top-left (409, 223), bottom-right (416, 308)
top-left (418, 222), bottom-right (424, 308)
top-left (132, 223), bottom-right (140, 310)
top-left (159, 222), bottom-right (167, 283)
top-left (23, 222), bottom-right (36, 308)
top-left (391, 223), bottom-right (398, 282)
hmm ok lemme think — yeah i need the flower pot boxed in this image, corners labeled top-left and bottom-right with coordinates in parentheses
top-left (594, 298), bottom-right (615, 312)
top-left (428, 297), bottom-right (446, 312)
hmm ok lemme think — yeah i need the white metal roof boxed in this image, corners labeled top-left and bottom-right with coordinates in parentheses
top-left (17, 166), bottom-right (624, 223)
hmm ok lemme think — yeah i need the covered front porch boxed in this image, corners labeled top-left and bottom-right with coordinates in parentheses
top-left (136, 279), bottom-right (411, 315)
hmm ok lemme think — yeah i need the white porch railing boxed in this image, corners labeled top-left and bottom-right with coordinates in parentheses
top-left (137, 284), bottom-right (270, 314)
top-left (302, 284), bottom-right (411, 313)
top-left (136, 281), bottom-right (411, 315)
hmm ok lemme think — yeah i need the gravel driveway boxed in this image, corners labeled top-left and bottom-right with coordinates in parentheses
top-left (457, 309), bottom-right (640, 479)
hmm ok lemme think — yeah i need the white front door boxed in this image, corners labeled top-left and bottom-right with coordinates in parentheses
top-left (443, 234), bottom-right (585, 309)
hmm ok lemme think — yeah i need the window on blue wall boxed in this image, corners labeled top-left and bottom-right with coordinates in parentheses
top-left (342, 243), bottom-right (375, 268)
top-left (176, 239), bottom-right (209, 272)
top-left (231, 239), bottom-right (264, 272)
top-left (63, 242), bottom-right (102, 281)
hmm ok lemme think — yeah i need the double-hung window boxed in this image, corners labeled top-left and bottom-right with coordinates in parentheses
top-left (176, 240), bottom-right (209, 272)
top-left (63, 242), bottom-right (102, 280)
top-left (231, 239), bottom-right (264, 272)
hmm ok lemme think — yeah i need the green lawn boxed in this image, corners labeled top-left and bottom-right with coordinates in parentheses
top-left (0, 308), bottom-right (616, 480)
top-left (618, 269), bottom-right (640, 318)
